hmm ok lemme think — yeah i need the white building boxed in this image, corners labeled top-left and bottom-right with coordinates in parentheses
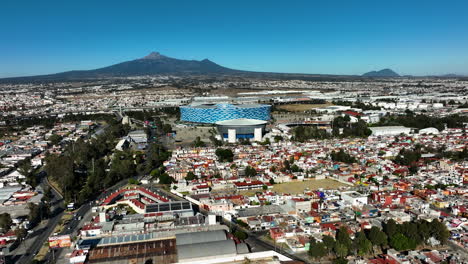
top-left (370, 126), bottom-right (411, 136)
top-left (341, 191), bottom-right (368, 207)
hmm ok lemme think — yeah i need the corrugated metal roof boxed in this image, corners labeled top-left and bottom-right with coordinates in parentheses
top-left (176, 230), bottom-right (226, 246)
top-left (177, 240), bottom-right (236, 261)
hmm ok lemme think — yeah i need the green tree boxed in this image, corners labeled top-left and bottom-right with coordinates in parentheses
top-left (334, 242), bottom-right (348, 258)
top-left (309, 238), bottom-right (327, 258)
top-left (185, 171), bottom-right (197, 181)
top-left (322, 235), bottom-right (336, 254)
top-left (367, 226), bottom-right (388, 249)
top-left (0, 213), bottom-right (12, 231)
top-left (333, 257), bottom-right (348, 264)
top-left (274, 135), bottom-right (283, 143)
top-left (158, 173), bottom-right (175, 184)
top-left (15, 228), bottom-right (28, 242)
top-left (430, 219), bottom-right (450, 244)
top-left (330, 149), bottom-right (357, 164)
top-left (244, 166), bottom-right (257, 177)
top-left (193, 136), bottom-right (206, 148)
top-left (354, 232), bottom-right (372, 256)
top-left (48, 134), bottom-right (63, 146)
top-left (389, 233), bottom-right (417, 251)
top-left (234, 230), bottom-right (248, 240)
top-left (336, 226), bottom-right (353, 252)
top-left (384, 219), bottom-right (398, 237)
top-left (215, 148), bottom-right (234, 162)
top-left (18, 159), bottom-right (37, 187)
top-left (162, 123), bottom-right (172, 134)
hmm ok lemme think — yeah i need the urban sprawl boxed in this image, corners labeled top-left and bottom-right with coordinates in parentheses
top-left (0, 76), bottom-right (467, 264)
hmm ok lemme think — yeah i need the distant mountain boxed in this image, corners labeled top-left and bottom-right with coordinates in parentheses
top-left (1, 52), bottom-right (241, 82)
top-left (1, 53), bottom-right (411, 83)
top-left (437, 73), bottom-right (466, 78)
top-left (362, 68), bottom-right (400, 77)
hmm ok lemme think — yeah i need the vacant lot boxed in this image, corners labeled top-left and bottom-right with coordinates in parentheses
top-left (276, 103), bottom-right (333, 112)
top-left (272, 179), bottom-right (347, 194)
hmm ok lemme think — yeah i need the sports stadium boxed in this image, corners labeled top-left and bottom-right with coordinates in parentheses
top-left (179, 103), bottom-right (271, 124)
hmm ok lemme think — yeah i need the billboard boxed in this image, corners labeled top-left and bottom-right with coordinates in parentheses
top-left (48, 235), bottom-right (71, 248)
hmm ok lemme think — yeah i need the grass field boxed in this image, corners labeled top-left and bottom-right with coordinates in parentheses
top-left (276, 103), bottom-right (333, 112)
top-left (272, 179), bottom-right (347, 194)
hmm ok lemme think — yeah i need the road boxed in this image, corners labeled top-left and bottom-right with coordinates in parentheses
top-left (8, 176), bottom-right (65, 264)
top-left (43, 176), bottom-right (132, 263)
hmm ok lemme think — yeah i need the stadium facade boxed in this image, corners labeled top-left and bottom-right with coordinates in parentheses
top-left (180, 103), bottom-right (271, 124)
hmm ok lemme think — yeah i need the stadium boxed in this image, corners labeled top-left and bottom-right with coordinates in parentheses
top-left (179, 103), bottom-right (271, 124)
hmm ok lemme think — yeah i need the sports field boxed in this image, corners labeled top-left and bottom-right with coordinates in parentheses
top-left (272, 179), bottom-right (347, 194)
top-left (276, 103), bottom-right (333, 112)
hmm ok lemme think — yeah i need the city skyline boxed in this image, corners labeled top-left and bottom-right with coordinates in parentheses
top-left (1, 0), bottom-right (468, 78)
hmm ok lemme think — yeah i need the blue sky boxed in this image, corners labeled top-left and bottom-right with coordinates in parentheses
top-left (1, 0), bottom-right (468, 77)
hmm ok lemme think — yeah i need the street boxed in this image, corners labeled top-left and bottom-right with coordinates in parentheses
top-left (8, 176), bottom-right (65, 264)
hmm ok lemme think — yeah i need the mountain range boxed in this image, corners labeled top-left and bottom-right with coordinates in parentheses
top-left (0, 52), bottom-right (464, 82)
top-left (362, 68), bottom-right (400, 77)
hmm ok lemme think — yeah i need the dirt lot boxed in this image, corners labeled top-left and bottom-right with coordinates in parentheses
top-left (276, 103), bottom-right (334, 112)
top-left (272, 179), bottom-right (347, 194)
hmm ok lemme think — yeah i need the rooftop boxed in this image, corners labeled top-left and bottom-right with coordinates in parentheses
top-left (215, 118), bottom-right (268, 126)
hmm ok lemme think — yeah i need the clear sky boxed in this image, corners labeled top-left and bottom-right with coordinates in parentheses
top-left (1, 0), bottom-right (468, 77)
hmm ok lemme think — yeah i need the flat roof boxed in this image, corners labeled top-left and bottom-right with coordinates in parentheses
top-left (215, 118), bottom-right (268, 126)
top-left (146, 201), bottom-right (192, 213)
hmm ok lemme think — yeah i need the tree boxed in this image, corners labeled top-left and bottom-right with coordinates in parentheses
top-left (430, 219), bottom-right (450, 244)
top-left (48, 134), bottom-right (63, 146)
top-left (291, 164), bottom-right (302, 173)
top-left (244, 166), bottom-right (257, 177)
top-left (389, 233), bottom-right (417, 251)
top-left (15, 228), bottom-right (28, 242)
top-left (283, 160), bottom-right (291, 171)
top-left (18, 159), bottom-right (37, 187)
top-left (193, 136), bottom-right (206, 148)
top-left (336, 226), bottom-right (352, 251)
top-left (262, 185), bottom-right (268, 190)
top-left (128, 178), bottom-right (139, 185)
top-left (333, 257), bottom-right (348, 264)
top-left (384, 219), bottom-right (398, 237)
top-left (274, 135), bottom-right (283, 143)
top-left (330, 149), bottom-right (357, 164)
top-left (215, 148), bottom-right (234, 162)
top-left (354, 232), bottom-right (372, 256)
top-left (0, 213), bottom-right (12, 231)
top-left (417, 220), bottom-right (431, 243)
top-left (322, 235), bottom-right (336, 254)
top-left (162, 123), bottom-right (172, 134)
top-left (158, 173), bottom-right (175, 185)
top-left (234, 230), bottom-right (248, 240)
top-left (309, 238), bottom-right (327, 258)
top-left (334, 242), bottom-right (348, 258)
top-left (42, 186), bottom-right (53, 204)
top-left (367, 226), bottom-right (388, 249)
top-left (185, 171), bottom-right (197, 181)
